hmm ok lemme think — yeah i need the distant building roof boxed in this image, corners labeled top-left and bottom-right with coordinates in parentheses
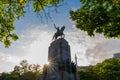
top-left (114, 53), bottom-right (120, 59)
top-left (77, 65), bottom-right (93, 71)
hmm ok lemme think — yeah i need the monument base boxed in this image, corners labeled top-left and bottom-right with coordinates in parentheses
top-left (40, 38), bottom-right (80, 80)
top-left (40, 71), bottom-right (79, 80)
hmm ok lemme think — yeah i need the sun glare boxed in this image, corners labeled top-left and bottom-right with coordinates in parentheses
top-left (46, 61), bottom-right (50, 65)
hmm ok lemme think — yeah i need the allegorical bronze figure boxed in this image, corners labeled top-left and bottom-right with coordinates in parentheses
top-left (52, 24), bottom-right (65, 40)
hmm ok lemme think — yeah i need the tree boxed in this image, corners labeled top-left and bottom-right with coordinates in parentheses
top-left (93, 58), bottom-right (120, 80)
top-left (0, 72), bottom-right (19, 80)
top-left (13, 60), bottom-right (41, 80)
top-left (78, 70), bottom-right (99, 80)
top-left (13, 60), bottom-right (41, 75)
top-left (0, 0), bottom-right (64, 47)
top-left (70, 0), bottom-right (120, 38)
top-left (20, 71), bottom-right (40, 80)
top-left (0, 60), bottom-right (41, 80)
top-left (78, 58), bottom-right (120, 80)
top-left (78, 66), bottom-right (99, 80)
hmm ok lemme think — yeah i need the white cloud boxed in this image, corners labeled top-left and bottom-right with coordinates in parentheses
top-left (85, 38), bottom-right (120, 65)
top-left (0, 52), bottom-right (21, 72)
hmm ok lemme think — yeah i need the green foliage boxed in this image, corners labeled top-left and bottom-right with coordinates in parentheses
top-left (20, 71), bottom-right (40, 80)
top-left (93, 58), bottom-right (120, 80)
top-left (13, 60), bottom-right (41, 75)
top-left (0, 0), bottom-right (26, 48)
top-left (0, 0), bottom-right (64, 48)
top-left (0, 60), bottom-right (41, 80)
top-left (70, 0), bottom-right (120, 38)
top-left (78, 70), bottom-right (99, 80)
top-left (78, 58), bottom-right (120, 80)
top-left (0, 72), bottom-right (19, 80)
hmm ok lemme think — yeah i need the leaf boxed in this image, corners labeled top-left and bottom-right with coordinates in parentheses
top-left (11, 33), bottom-right (19, 41)
top-left (4, 39), bottom-right (11, 48)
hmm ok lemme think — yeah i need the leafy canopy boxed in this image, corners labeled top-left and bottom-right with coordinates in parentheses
top-left (0, 0), bottom-right (64, 48)
top-left (78, 58), bottom-right (120, 80)
top-left (70, 0), bottom-right (120, 38)
top-left (93, 58), bottom-right (120, 80)
top-left (0, 60), bottom-right (41, 80)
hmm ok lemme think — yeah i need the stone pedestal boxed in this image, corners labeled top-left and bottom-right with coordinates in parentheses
top-left (48, 38), bottom-right (71, 63)
top-left (40, 38), bottom-right (79, 80)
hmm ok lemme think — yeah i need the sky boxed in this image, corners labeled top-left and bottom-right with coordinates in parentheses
top-left (0, 0), bottom-right (120, 72)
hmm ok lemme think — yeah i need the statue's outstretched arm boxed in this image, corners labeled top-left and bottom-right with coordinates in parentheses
top-left (54, 24), bottom-right (57, 29)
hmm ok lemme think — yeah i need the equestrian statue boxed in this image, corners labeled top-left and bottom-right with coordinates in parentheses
top-left (52, 24), bottom-right (65, 40)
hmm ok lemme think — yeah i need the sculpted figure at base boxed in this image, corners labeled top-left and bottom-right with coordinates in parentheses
top-left (52, 24), bottom-right (65, 40)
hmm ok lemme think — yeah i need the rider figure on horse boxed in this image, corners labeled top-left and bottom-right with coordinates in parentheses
top-left (54, 24), bottom-right (60, 35)
top-left (52, 24), bottom-right (65, 40)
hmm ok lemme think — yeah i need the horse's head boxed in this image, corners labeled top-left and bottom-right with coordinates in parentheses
top-left (61, 26), bottom-right (65, 32)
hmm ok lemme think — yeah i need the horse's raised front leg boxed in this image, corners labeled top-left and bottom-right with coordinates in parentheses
top-left (52, 34), bottom-right (55, 40)
top-left (52, 33), bottom-right (58, 40)
top-left (55, 35), bottom-right (58, 40)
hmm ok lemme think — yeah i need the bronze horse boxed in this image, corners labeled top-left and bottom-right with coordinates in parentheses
top-left (52, 24), bottom-right (65, 40)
